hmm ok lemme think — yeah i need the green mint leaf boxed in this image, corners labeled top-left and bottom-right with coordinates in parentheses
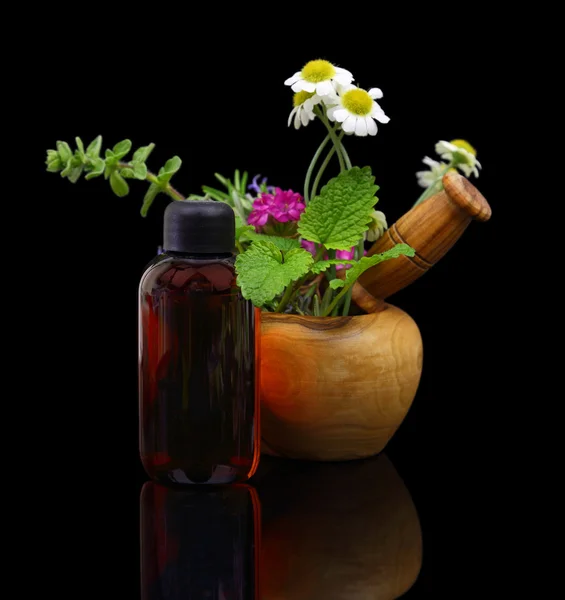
top-left (133, 162), bottom-right (147, 180)
top-left (86, 135), bottom-right (102, 159)
top-left (245, 232), bottom-right (301, 252)
top-left (311, 259), bottom-right (356, 274)
top-left (298, 167), bottom-right (379, 250)
top-left (110, 171), bottom-right (129, 197)
top-left (141, 183), bottom-right (161, 217)
top-left (112, 139), bottom-right (132, 160)
top-left (120, 167), bottom-right (135, 178)
top-left (56, 141), bottom-right (72, 164)
top-left (132, 143), bottom-right (155, 163)
top-left (158, 156), bottom-right (182, 184)
top-left (85, 158), bottom-right (105, 180)
top-left (240, 171), bottom-right (248, 194)
top-left (235, 241), bottom-right (313, 306)
top-left (329, 279), bottom-right (345, 289)
top-left (340, 244), bottom-right (415, 288)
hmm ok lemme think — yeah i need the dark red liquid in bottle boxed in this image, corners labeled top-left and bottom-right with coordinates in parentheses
top-left (139, 253), bottom-right (260, 485)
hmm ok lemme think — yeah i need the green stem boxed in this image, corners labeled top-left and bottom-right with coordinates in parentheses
top-left (413, 165), bottom-right (452, 208)
top-left (118, 161), bottom-right (185, 201)
top-left (304, 134), bottom-right (331, 205)
top-left (315, 107), bottom-right (346, 172)
top-left (340, 139), bottom-right (353, 170)
top-left (311, 146), bottom-right (336, 201)
top-left (275, 282), bottom-right (295, 313)
top-left (235, 240), bottom-right (244, 254)
top-left (285, 245), bottom-right (327, 307)
top-left (323, 283), bottom-right (352, 317)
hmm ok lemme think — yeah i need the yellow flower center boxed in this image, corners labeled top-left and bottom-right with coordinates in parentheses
top-left (450, 139), bottom-right (476, 156)
top-left (301, 59), bottom-right (336, 83)
top-left (342, 89), bottom-right (373, 116)
top-left (293, 91), bottom-right (315, 107)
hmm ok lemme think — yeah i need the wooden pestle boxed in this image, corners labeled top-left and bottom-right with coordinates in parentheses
top-left (358, 171), bottom-right (492, 300)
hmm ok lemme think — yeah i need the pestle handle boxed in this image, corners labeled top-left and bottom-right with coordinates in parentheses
top-left (358, 172), bottom-right (492, 300)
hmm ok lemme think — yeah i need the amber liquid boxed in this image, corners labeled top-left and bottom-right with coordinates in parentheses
top-left (139, 253), bottom-right (260, 485)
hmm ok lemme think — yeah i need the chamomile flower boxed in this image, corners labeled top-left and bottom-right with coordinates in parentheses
top-left (326, 85), bottom-right (390, 137)
top-left (285, 59), bottom-right (353, 97)
top-left (416, 157), bottom-right (449, 188)
top-left (435, 140), bottom-right (481, 178)
top-left (366, 210), bottom-right (388, 242)
top-left (288, 91), bottom-right (322, 129)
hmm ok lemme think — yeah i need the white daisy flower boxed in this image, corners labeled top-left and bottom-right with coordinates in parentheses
top-left (284, 59), bottom-right (353, 97)
top-left (435, 139), bottom-right (482, 178)
top-left (326, 85), bottom-right (390, 137)
top-left (366, 210), bottom-right (388, 242)
top-left (287, 91), bottom-right (322, 129)
top-left (416, 156), bottom-right (449, 188)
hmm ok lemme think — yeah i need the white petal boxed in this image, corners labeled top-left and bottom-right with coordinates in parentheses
top-left (338, 83), bottom-right (356, 93)
top-left (334, 67), bottom-right (353, 77)
top-left (326, 106), bottom-right (338, 121)
top-left (371, 102), bottom-right (390, 123)
top-left (422, 156), bottom-right (440, 168)
top-left (294, 110), bottom-right (301, 130)
top-left (288, 107), bottom-right (298, 127)
top-left (475, 159), bottom-right (482, 169)
top-left (300, 107), bottom-right (310, 126)
top-left (342, 116), bottom-right (357, 133)
top-left (435, 141), bottom-right (456, 155)
top-left (316, 80), bottom-right (334, 96)
top-left (284, 72), bottom-right (301, 86)
top-left (333, 108), bottom-right (349, 123)
top-left (368, 87), bottom-right (383, 99)
top-left (473, 167), bottom-right (480, 178)
top-left (295, 80), bottom-right (316, 93)
top-left (334, 73), bottom-right (353, 86)
top-left (355, 118), bottom-right (368, 136)
top-left (366, 116), bottom-right (378, 136)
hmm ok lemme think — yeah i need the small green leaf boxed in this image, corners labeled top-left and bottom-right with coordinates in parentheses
top-left (120, 168), bottom-right (135, 178)
top-left (56, 141), bottom-right (72, 163)
top-left (298, 167), bottom-right (379, 250)
top-left (141, 183), bottom-right (161, 217)
top-left (234, 169), bottom-right (241, 192)
top-left (214, 172), bottom-right (229, 187)
top-left (105, 149), bottom-right (115, 159)
top-left (85, 158), bottom-right (105, 180)
top-left (75, 136), bottom-right (84, 154)
top-left (235, 241), bottom-right (313, 306)
top-left (320, 285), bottom-right (333, 314)
top-left (86, 136), bottom-right (102, 159)
top-left (235, 214), bottom-right (254, 241)
top-left (340, 244), bottom-right (415, 289)
top-left (158, 156), bottom-right (182, 184)
top-left (329, 279), bottom-right (345, 290)
top-left (241, 171), bottom-right (248, 194)
top-left (110, 171), bottom-right (129, 197)
top-left (46, 149), bottom-right (62, 172)
top-left (112, 139), bottom-right (132, 159)
top-left (133, 162), bottom-right (147, 180)
top-left (67, 164), bottom-right (84, 183)
top-left (311, 259), bottom-right (356, 274)
top-left (202, 185), bottom-right (230, 203)
top-left (133, 143), bottom-right (155, 163)
top-left (245, 232), bottom-right (301, 252)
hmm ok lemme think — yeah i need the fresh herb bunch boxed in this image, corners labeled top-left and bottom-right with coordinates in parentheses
top-left (46, 58), bottom-right (481, 317)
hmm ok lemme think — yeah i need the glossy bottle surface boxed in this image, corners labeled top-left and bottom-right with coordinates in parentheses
top-left (139, 252), bottom-right (260, 485)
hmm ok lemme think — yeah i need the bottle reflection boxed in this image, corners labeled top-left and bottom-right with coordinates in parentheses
top-left (140, 483), bottom-right (260, 599)
top-left (256, 454), bottom-right (423, 600)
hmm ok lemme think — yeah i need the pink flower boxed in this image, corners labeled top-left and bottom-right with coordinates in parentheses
top-left (270, 188), bottom-right (305, 223)
top-left (336, 247), bottom-right (367, 270)
top-left (248, 209), bottom-right (270, 227)
top-left (301, 240), bottom-right (317, 256)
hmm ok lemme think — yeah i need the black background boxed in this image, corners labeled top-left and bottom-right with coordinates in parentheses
top-left (29, 25), bottom-right (512, 596)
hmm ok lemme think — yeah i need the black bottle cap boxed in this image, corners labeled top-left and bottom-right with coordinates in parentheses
top-left (164, 200), bottom-right (235, 254)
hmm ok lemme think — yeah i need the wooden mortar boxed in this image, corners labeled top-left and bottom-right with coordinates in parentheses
top-left (359, 171), bottom-right (492, 299)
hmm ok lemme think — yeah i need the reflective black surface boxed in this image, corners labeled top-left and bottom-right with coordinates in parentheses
top-left (139, 454), bottom-right (429, 599)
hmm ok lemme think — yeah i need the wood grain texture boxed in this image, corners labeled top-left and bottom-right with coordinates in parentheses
top-left (359, 171), bottom-right (491, 299)
top-left (259, 455), bottom-right (423, 599)
top-left (260, 304), bottom-right (423, 461)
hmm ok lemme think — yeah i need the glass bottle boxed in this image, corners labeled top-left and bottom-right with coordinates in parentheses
top-left (139, 201), bottom-right (260, 485)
